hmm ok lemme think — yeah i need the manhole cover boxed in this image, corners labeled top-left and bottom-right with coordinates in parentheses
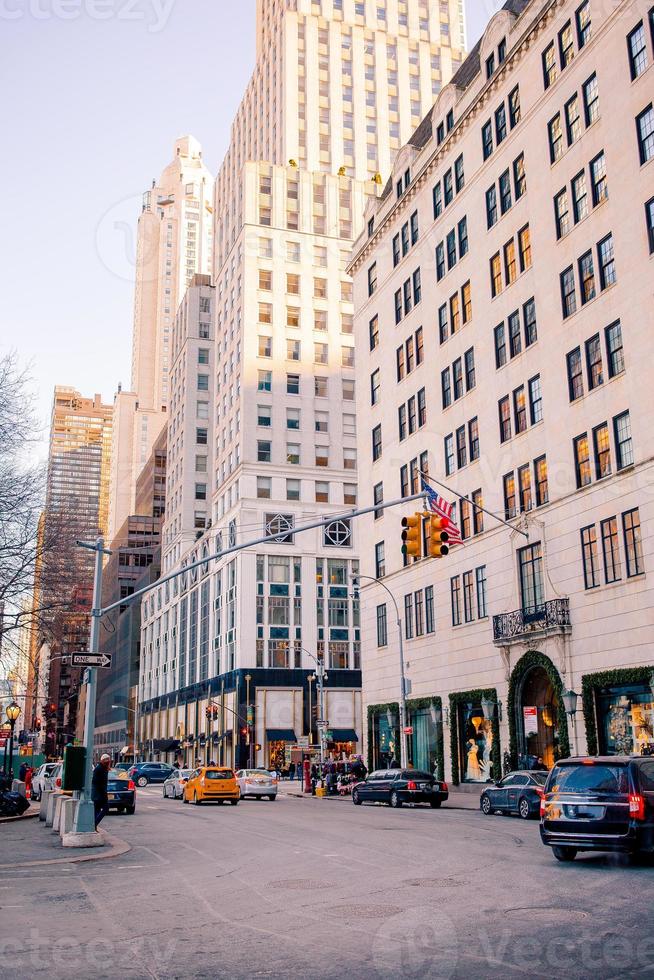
top-left (269, 879), bottom-right (335, 891)
top-left (328, 905), bottom-right (402, 919)
top-left (505, 907), bottom-right (589, 922)
top-left (404, 878), bottom-right (468, 888)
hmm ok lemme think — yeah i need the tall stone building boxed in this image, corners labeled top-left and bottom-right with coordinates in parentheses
top-left (139, 0), bottom-right (466, 771)
top-left (349, 0), bottom-right (654, 784)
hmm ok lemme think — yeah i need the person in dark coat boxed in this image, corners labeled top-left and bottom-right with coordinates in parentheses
top-left (91, 754), bottom-right (112, 829)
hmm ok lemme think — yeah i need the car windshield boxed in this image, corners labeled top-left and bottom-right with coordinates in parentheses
top-left (179, 770), bottom-right (192, 778)
top-left (549, 763), bottom-right (629, 794)
top-left (244, 770), bottom-right (270, 776)
top-left (205, 770), bottom-right (234, 780)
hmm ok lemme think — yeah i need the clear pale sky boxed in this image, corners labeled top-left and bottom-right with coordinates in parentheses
top-left (0, 0), bottom-right (495, 462)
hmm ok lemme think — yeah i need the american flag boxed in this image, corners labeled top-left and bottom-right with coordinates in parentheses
top-left (422, 480), bottom-right (463, 545)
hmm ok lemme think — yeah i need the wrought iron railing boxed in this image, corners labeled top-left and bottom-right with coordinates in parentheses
top-left (493, 598), bottom-right (570, 641)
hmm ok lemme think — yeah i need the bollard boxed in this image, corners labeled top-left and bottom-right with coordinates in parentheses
top-left (52, 794), bottom-right (65, 833)
top-left (60, 798), bottom-right (78, 838)
top-left (40, 790), bottom-right (51, 821)
top-left (11, 780), bottom-right (26, 799)
top-left (45, 791), bottom-right (60, 827)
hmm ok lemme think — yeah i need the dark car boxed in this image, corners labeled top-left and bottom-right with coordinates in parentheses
top-left (540, 756), bottom-right (654, 862)
top-left (106, 769), bottom-right (136, 815)
top-left (352, 769), bottom-right (449, 809)
top-left (127, 762), bottom-right (174, 787)
top-left (480, 770), bottom-right (548, 819)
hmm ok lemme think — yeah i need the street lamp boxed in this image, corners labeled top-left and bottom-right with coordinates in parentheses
top-left (307, 674), bottom-right (315, 746)
top-left (5, 702), bottom-right (21, 779)
top-left (563, 689), bottom-right (579, 756)
top-left (301, 649), bottom-right (328, 765)
top-left (350, 574), bottom-right (409, 769)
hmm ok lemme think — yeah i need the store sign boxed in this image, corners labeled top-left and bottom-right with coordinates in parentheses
top-left (403, 726), bottom-right (414, 735)
top-left (523, 706), bottom-right (538, 737)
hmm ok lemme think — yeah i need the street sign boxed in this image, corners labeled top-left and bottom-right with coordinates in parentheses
top-left (70, 653), bottom-right (112, 669)
top-left (403, 726), bottom-right (414, 735)
top-left (316, 719), bottom-right (328, 728)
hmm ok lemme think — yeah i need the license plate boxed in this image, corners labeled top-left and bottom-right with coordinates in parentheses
top-left (564, 805), bottom-right (604, 820)
top-left (108, 793), bottom-right (116, 800)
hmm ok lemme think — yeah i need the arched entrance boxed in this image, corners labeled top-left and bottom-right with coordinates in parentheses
top-left (508, 651), bottom-right (570, 770)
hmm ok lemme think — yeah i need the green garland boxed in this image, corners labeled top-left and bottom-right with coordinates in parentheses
top-left (506, 650), bottom-right (570, 769)
top-left (448, 689), bottom-right (501, 786)
top-left (582, 665), bottom-right (654, 755)
top-left (366, 697), bottom-right (445, 779)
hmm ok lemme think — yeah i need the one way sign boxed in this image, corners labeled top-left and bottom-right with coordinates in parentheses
top-left (71, 653), bottom-right (112, 669)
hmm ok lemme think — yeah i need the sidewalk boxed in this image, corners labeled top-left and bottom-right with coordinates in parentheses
top-left (281, 786), bottom-right (481, 810)
top-left (0, 813), bottom-right (130, 869)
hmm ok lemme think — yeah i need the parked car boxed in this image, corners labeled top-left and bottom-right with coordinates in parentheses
top-left (540, 755), bottom-right (654, 862)
top-left (183, 766), bottom-right (239, 805)
top-left (30, 763), bottom-right (58, 801)
top-left (106, 769), bottom-right (136, 815)
top-left (163, 769), bottom-right (193, 799)
top-left (127, 762), bottom-right (174, 787)
top-left (48, 762), bottom-right (64, 792)
top-left (480, 770), bottom-right (548, 819)
top-left (352, 769), bottom-right (449, 808)
top-left (235, 768), bottom-right (277, 801)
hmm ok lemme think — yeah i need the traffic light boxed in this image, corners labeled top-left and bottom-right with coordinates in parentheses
top-left (35, 718), bottom-right (42, 731)
top-left (240, 726), bottom-right (248, 738)
top-left (427, 514), bottom-right (450, 558)
top-left (401, 514), bottom-right (423, 559)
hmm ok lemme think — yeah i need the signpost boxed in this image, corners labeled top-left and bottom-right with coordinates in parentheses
top-left (71, 653), bottom-right (112, 669)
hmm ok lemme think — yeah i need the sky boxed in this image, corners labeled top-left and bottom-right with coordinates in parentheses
top-left (0, 0), bottom-right (495, 463)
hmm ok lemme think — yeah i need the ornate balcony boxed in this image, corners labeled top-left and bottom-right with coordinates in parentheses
top-left (493, 598), bottom-right (571, 645)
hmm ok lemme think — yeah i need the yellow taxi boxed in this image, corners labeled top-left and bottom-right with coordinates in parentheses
top-left (182, 766), bottom-right (239, 805)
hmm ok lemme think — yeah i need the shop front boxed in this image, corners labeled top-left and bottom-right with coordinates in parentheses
top-left (368, 704), bottom-right (400, 770)
top-left (367, 699), bottom-right (444, 776)
top-left (266, 728), bottom-right (297, 771)
top-left (507, 651), bottom-right (569, 771)
top-left (450, 689), bottom-right (501, 785)
top-left (326, 728), bottom-right (359, 759)
top-left (583, 667), bottom-right (654, 756)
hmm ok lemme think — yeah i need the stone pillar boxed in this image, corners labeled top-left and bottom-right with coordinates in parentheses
top-left (59, 798), bottom-right (78, 838)
top-left (52, 794), bottom-right (65, 833)
top-left (45, 791), bottom-right (60, 827)
top-left (40, 790), bottom-right (51, 821)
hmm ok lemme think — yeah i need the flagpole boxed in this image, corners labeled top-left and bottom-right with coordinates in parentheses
top-left (419, 471), bottom-right (529, 541)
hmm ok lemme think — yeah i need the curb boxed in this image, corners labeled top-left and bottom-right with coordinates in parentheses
top-left (0, 829), bottom-right (130, 869)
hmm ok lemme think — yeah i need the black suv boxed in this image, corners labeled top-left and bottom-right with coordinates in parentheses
top-left (127, 762), bottom-right (175, 786)
top-left (540, 756), bottom-right (654, 861)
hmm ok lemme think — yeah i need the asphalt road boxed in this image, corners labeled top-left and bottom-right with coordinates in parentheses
top-left (2, 786), bottom-right (653, 980)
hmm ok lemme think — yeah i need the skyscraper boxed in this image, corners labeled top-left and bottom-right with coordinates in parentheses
top-left (107, 137), bottom-right (214, 543)
top-left (138, 0), bottom-right (465, 772)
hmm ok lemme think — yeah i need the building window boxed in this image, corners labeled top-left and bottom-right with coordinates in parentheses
top-left (578, 251), bottom-right (596, 305)
top-left (490, 253), bottom-right (502, 297)
top-left (574, 433), bottom-right (591, 487)
top-left (572, 170), bottom-right (588, 222)
top-left (518, 542), bottom-right (544, 612)
top-left (627, 21), bottom-right (648, 79)
top-left (287, 373), bottom-right (300, 395)
top-left (257, 440), bottom-right (271, 463)
top-left (593, 422), bottom-right (611, 479)
top-left (463, 571), bottom-right (474, 623)
top-left (455, 155), bottom-right (465, 192)
top-left (542, 42), bottom-right (557, 90)
top-left (508, 311), bottom-right (521, 358)
top-left (469, 417), bottom-right (480, 462)
top-left (518, 225), bottom-right (531, 271)
top-left (613, 411), bottom-right (634, 469)
top-left (535, 455), bottom-right (549, 506)
top-left (605, 321), bottom-right (625, 378)
top-left (286, 479), bottom-right (300, 501)
top-left (645, 197), bottom-right (654, 253)
top-left (369, 315), bottom-right (379, 351)
top-left (601, 517), bottom-right (621, 583)
top-left (559, 20), bottom-right (575, 68)
top-left (472, 489), bottom-right (484, 534)
top-left (509, 86), bottom-right (521, 127)
top-left (456, 426), bottom-right (467, 469)
top-left (590, 152), bottom-right (608, 206)
top-left (560, 266), bottom-right (577, 318)
top-left (504, 239), bottom-right (516, 285)
top-left (373, 482), bottom-right (383, 519)
top-left (597, 234), bottom-right (616, 289)
top-left (370, 368), bottom-right (380, 405)
top-left (503, 472), bottom-right (516, 519)
top-left (494, 323), bottom-right (506, 368)
top-left (450, 576), bottom-right (461, 626)
top-left (376, 603), bottom-right (388, 647)
top-left (565, 94), bottom-right (581, 145)
top-left (524, 297), bottom-right (537, 346)
top-left (622, 508), bottom-right (643, 577)
top-left (499, 396), bottom-right (511, 443)
top-left (375, 542), bottom-right (385, 579)
top-left (514, 385), bottom-right (527, 434)
top-left (548, 114), bottom-right (564, 162)
top-left (528, 375), bottom-right (543, 424)
top-left (404, 594), bottom-right (414, 639)
top-left (567, 347), bottom-right (584, 401)
top-left (464, 349), bottom-right (476, 391)
top-left (482, 120), bottom-right (493, 160)
top-left (425, 586), bottom-right (435, 633)
top-left (476, 566), bottom-right (487, 618)
top-left (581, 524), bottom-right (600, 589)
top-left (576, 0), bottom-right (591, 47)
top-left (637, 104), bottom-right (654, 164)
top-left (368, 262), bottom-right (377, 296)
top-left (257, 476), bottom-right (271, 499)
top-left (582, 73), bottom-right (600, 126)
top-left (585, 334), bottom-right (603, 389)
top-left (372, 424), bottom-right (382, 462)
top-left (444, 434), bottom-right (454, 476)
top-left (518, 463), bottom-right (532, 513)
top-left (486, 186), bottom-right (498, 229)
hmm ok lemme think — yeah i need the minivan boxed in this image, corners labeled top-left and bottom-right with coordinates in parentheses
top-left (540, 756), bottom-right (654, 861)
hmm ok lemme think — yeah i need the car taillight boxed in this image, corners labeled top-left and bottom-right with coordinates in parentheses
top-left (629, 793), bottom-right (646, 821)
top-left (441, 782), bottom-right (448, 792)
top-left (127, 780), bottom-right (136, 791)
top-left (540, 797), bottom-right (546, 818)
top-left (536, 787), bottom-right (545, 798)
top-left (56, 777), bottom-right (61, 787)
top-left (407, 780), bottom-right (417, 791)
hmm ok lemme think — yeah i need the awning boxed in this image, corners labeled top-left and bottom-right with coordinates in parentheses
top-left (212, 730), bottom-right (232, 744)
top-left (328, 729), bottom-right (359, 743)
top-left (266, 729), bottom-right (297, 742)
top-left (119, 745), bottom-right (135, 756)
top-left (152, 739), bottom-right (180, 753)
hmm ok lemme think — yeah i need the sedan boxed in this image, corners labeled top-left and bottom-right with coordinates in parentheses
top-left (352, 769), bottom-right (449, 809)
top-left (480, 770), bottom-right (548, 819)
top-left (106, 769), bottom-right (136, 815)
top-left (128, 762), bottom-right (175, 786)
top-left (163, 769), bottom-right (193, 799)
top-left (183, 767), bottom-right (239, 805)
top-left (30, 763), bottom-right (58, 801)
top-left (236, 769), bottom-right (277, 801)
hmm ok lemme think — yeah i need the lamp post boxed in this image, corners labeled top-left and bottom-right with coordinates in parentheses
top-left (301, 649), bottom-right (327, 765)
top-left (307, 674), bottom-right (315, 746)
top-left (562, 689), bottom-right (580, 756)
top-left (350, 574), bottom-right (408, 769)
top-left (245, 674), bottom-right (253, 768)
top-left (5, 702), bottom-right (21, 780)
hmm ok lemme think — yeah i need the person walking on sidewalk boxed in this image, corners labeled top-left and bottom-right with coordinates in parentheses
top-left (91, 754), bottom-right (112, 830)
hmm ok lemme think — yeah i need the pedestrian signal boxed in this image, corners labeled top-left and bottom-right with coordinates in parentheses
top-left (401, 514), bottom-right (423, 559)
top-left (427, 514), bottom-right (449, 557)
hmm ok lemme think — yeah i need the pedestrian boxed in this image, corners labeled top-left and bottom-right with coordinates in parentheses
top-left (19, 762), bottom-right (28, 782)
top-left (289, 762), bottom-right (295, 780)
top-left (91, 753), bottom-right (112, 830)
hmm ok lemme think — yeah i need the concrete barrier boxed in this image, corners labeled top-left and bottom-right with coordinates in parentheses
top-left (12, 780), bottom-right (26, 798)
top-left (40, 790), bottom-right (51, 821)
top-left (52, 794), bottom-right (65, 833)
top-left (45, 791), bottom-right (60, 827)
top-left (60, 798), bottom-right (78, 838)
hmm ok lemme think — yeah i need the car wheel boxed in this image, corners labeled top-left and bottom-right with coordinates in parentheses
top-left (163, 787), bottom-right (167, 798)
top-left (217, 800), bottom-right (225, 805)
top-left (518, 797), bottom-right (531, 820)
top-left (552, 846), bottom-right (577, 862)
top-left (390, 791), bottom-right (402, 808)
top-left (230, 799), bottom-right (238, 806)
top-left (352, 788), bottom-right (362, 806)
top-left (126, 805), bottom-right (135, 815)
top-left (183, 794), bottom-right (189, 804)
top-left (480, 794), bottom-right (492, 815)
top-left (430, 799), bottom-right (442, 809)
top-left (267, 795), bottom-right (275, 801)
top-left (137, 776), bottom-right (148, 787)
top-left (193, 792), bottom-right (201, 805)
